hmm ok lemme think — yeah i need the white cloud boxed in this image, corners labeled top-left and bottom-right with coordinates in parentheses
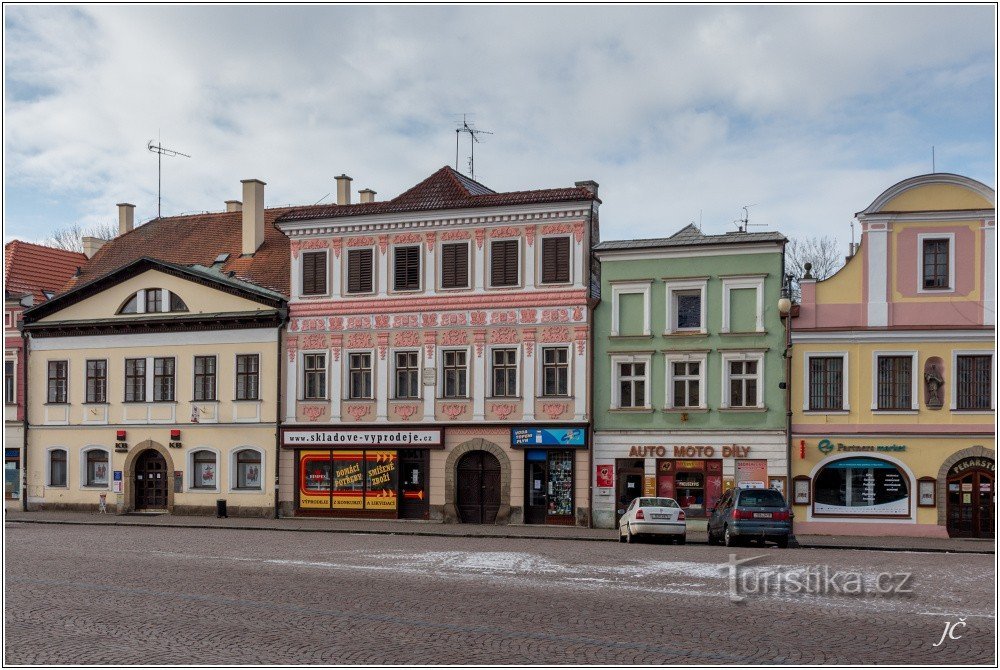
top-left (3, 5), bottom-right (995, 254)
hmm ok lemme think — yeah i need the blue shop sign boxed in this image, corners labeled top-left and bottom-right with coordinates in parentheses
top-left (511, 427), bottom-right (586, 448)
top-left (5, 449), bottom-right (20, 458)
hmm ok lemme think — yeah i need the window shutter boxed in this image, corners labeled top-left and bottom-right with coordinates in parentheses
top-left (302, 252), bottom-right (327, 295)
top-left (542, 237), bottom-right (569, 283)
top-left (441, 243), bottom-right (468, 289)
top-left (394, 246), bottom-right (420, 291)
top-left (348, 249), bottom-right (373, 293)
top-left (491, 240), bottom-right (519, 287)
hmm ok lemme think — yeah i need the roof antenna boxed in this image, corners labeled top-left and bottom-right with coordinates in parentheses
top-left (147, 137), bottom-right (190, 219)
top-left (455, 114), bottom-right (492, 180)
top-left (733, 204), bottom-right (765, 232)
top-left (932, 145), bottom-right (936, 173)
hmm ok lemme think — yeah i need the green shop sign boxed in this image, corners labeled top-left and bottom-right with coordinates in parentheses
top-left (817, 439), bottom-right (906, 454)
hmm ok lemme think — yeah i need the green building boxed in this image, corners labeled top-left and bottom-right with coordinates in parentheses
top-left (591, 225), bottom-right (789, 529)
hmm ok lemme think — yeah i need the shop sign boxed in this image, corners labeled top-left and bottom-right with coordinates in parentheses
top-left (596, 464), bottom-right (614, 488)
top-left (949, 457), bottom-right (995, 476)
top-left (285, 429), bottom-right (442, 448)
top-left (817, 438), bottom-right (906, 454)
top-left (735, 459), bottom-right (768, 490)
top-left (5, 449), bottom-right (19, 458)
top-left (511, 427), bottom-right (586, 447)
top-left (643, 475), bottom-right (656, 496)
top-left (627, 445), bottom-right (751, 459)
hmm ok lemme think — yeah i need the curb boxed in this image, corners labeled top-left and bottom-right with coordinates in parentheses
top-left (5, 518), bottom-right (994, 554)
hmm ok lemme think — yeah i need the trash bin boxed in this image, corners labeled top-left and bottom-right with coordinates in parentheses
top-left (216, 499), bottom-right (227, 518)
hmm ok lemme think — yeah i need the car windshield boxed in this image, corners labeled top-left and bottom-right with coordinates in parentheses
top-left (640, 498), bottom-right (679, 508)
top-left (738, 490), bottom-right (786, 507)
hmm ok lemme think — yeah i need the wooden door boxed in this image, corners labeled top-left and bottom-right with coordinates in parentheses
top-left (456, 451), bottom-right (501, 524)
top-left (135, 450), bottom-right (168, 510)
top-left (948, 467), bottom-right (995, 538)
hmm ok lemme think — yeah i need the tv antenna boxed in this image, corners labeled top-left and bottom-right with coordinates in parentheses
top-left (147, 139), bottom-right (190, 218)
top-left (454, 114), bottom-right (492, 180)
top-left (733, 204), bottom-right (765, 232)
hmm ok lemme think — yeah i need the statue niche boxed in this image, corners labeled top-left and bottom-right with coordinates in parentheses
top-left (924, 356), bottom-right (945, 409)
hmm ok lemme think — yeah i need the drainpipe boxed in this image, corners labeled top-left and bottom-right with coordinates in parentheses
top-left (274, 308), bottom-right (287, 519)
top-left (21, 329), bottom-right (29, 512)
top-left (779, 254), bottom-right (799, 547)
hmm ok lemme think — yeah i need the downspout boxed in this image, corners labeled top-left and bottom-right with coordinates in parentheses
top-left (21, 328), bottom-right (29, 512)
top-left (274, 307), bottom-right (287, 519)
top-left (780, 244), bottom-right (798, 546)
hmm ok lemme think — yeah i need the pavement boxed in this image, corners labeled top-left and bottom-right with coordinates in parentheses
top-left (4, 522), bottom-right (995, 664)
top-left (4, 509), bottom-right (993, 554)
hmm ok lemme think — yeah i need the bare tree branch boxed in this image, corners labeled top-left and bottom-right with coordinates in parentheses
top-left (45, 222), bottom-right (118, 253)
top-left (785, 236), bottom-right (846, 300)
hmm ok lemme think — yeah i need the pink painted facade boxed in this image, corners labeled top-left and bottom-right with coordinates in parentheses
top-left (791, 173), bottom-right (996, 539)
top-left (275, 167), bottom-right (599, 524)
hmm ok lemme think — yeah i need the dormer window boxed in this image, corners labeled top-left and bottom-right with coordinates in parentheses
top-left (117, 289), bottom-right (189, 315)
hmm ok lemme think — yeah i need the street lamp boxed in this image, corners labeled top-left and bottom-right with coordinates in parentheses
top-left (778, 272), bottom-right (798, 547)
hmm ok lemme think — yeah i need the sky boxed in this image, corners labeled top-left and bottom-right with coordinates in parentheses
top-left (4, 5), bottom-right (996, 255)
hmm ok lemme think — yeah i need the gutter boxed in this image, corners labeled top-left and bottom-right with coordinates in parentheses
top-left (274, 307), bottom-right (288, 519)
top-left (21, 328), bottom-right (28, 512)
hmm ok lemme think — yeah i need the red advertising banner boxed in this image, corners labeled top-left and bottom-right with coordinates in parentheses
top-left (596, 464), bottom-right (614, 488)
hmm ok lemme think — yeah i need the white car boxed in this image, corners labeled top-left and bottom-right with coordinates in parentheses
top-left (618, 497), bottom-right (686, 544)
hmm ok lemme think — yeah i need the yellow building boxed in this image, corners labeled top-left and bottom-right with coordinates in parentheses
top-left (22, 185), bottom-right (290, 516)
top-left (792, 174), bottom-right (995, 538)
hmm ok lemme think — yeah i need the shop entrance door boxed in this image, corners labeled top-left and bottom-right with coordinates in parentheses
top-left (456, 451), bottom-right (501, 524)
top-left (134, 449), bottom-right (168, 510)
top-left (947, 465), bottom-right (995, 538)
top-left (615, 459), bottom-right (645, 525)
top-left (524, 456), bottom-right (548, 524)
top-left (398, 450), bottom-right (429, 520)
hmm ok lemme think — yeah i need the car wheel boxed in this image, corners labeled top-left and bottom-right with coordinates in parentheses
top-left (724, 525), bottom-right (737, 547)
top-left (626, 525), bottom-right (634, 543)
top-left (706, 527), bottom-right (717, 545)
top-left (618, 527), bottom-right (626, 543)
top-left (776, 536), bottom-right (789, 549)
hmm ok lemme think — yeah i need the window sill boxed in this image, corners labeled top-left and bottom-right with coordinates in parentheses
top-left (233, 398), bottom-right (261, 403)
top-left (299, 293), bottom-right (331, 299)
top-left (662, 331), bottom-right (707, 337)
top-left (719, 331), bottom-right (767, 337)
top-left (661, 407), bottom-right (708, 413)
top-left (391, 397), bottom-right (423, 402)
top-left (390, 288), bottom-right (423, 295)
top-left (229, 488), bottom-right (264, 494)
top-left (44, 486), bottom-right (69, 490)
top-left (81, 485), bottom-right (110, 490)
top-left (193, 399), bottom-right (221, 404)
top-left (43, 402), bottom-right (69, 406)
top-left (950, 409), bottom-right (994, 415)
top-left (609, 335), bottom-right (653, 340)
top-left (609, 407), bottom-right (654, 413)
top-left (487, 284), bottom-right (523, 291)
top-left (187, 488), bottom-right (221, 494)
top-left (437, 397), bottom-right (471, 401)
top-left (343, 292), bottom-right (376, 298)
top-left (871, 409), bottom-right (918, 415)
top-left (487, 396), bottom-right (523, 401)
top-left (538, 281), bottom-right (573, 288)
top-left (802, 410), bottom-right (850, 415)
top-left (301, 398), bottom-right (329, 402)
top-left (718, 406), bottom-right (768, 413)
top-left (82, 402), bottom-right (110, 406)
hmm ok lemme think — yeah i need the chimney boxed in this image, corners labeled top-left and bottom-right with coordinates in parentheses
top-left (81, 236), bottom-right (106, 259)
top-left (225, 200), bottom-right (243, 213)
top-left (117, 203), bottom-right (135, 236)
top-left (358, 189), bottom-right (376, 204)
top-left (241, 179), bottom-right (266, 256)
top-left (336, 174), bottom-right (353, 205)
top-left (575, 180), bottom-right (599, 200)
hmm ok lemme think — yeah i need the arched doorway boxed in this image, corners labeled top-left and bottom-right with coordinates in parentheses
top-left (456, 451), bottom-right (501, 524)
top-left (135, 449), bottom-right (169, 510)
top-left (946, 457), bottom-right (995, 538)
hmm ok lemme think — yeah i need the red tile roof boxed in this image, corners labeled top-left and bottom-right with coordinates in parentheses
top-left (4, 241), bottom-right (87, 303)
top-left (277, 166), bottom-right (596, 223)
top-left (63, 208), bottom-right (293, 296)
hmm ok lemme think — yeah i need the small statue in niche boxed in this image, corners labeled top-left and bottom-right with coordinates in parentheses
top-left (924, 357), bottom-right (945, 408)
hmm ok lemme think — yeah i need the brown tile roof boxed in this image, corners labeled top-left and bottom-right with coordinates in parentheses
top-left (4, 240), bottom-right (87, 303)
top-left (63, 208), bottom-right (294, 296)
top-left (277, 166), bottom-right (596, 223)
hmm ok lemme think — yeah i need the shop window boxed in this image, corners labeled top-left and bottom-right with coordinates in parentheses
top-left (191, 450), bottom-right (218, 489)
top-left (124, 358), bottom-right (146, 402)
top-left (302, 251), bottom-right (328, 296)
top-left (393, 245), bottom-right (421, 291)
top-left (808, 355), bottom-right (844, 411)
top-left (349, 353), bottom-right (373, 400)
top-left (299, 451), bottom-right (397, 511)
top-left (234, 449), bottom-right (263, 490)
top-left (236, 354), bottom-right (260, 400)
top-left (492, 348), bottom-right (518, 398)
top-left (85, 359), bottom-right (107, 403)
top-left (956, 354), bottom-right (992, 410)
top-left (194, 356), bottom-right (217, 401)
top-left (153, 357), bottom-right (175, 402)
top-left (541, 347), bottom-right (568, 397)
top-left (85, 449), bottom-right (109, 487)
top-left (303, 353), bottom-right (327, 400)
top-left (876, 354), bottom-right (913, 410)
top-left (394, 351), bottom-right (420, 399)
top-left (5, 455), bottom-right (20, 500)
top-left (47, 360), bottom-right (68, 404)
top-left (442, 350), bottom-right (468, 398)
top-left (813, 457), bottom-right (909, 517)
top-left (48, 449), bottom-right (67, 487)
top-left (440, 242), bottom-right (470, 289)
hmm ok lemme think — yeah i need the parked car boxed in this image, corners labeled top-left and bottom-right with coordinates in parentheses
top-left (707, 487), bottom-right (791, 548)
top-left (618, 497), bottom-right (686, 544)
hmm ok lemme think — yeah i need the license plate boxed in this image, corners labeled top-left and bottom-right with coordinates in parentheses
top-left (651, 514), bottom-right (670, 520)
top-left (753, 512), bottom-right (772, 519)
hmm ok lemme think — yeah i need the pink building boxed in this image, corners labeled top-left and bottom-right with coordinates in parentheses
top-left (4, 241), bottom-right (87, 508)
top-left (275, 167), bottom-right (599, 525)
